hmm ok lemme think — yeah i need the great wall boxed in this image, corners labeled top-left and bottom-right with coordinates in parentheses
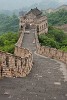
top-left (35, 29), bottom-right (67, 65)
top-left (0, 8), bottom-right (67, 78)
top-left (0, 8), bottom-right (67, 100)
top-left (0, 29), bottom-right (33, 78)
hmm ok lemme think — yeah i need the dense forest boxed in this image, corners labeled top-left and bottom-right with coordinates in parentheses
top-left (47, 9), bottom-right (67, 26)
top-left (0, 14), bottom-right (19, 34)
top-left (0, 32), bottom-right (18, 53)
top-left (38, 26), bottom-right (67, 52)
top-left (0, 13), bottom-right (19, 53)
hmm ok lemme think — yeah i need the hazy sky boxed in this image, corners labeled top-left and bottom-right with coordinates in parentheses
top-left (0, 0), bottom-right (41, 10)
top-left (0, 0), bottom-right (67, 10)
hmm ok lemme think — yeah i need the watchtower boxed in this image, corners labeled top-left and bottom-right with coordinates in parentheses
top-left (19, 7), bottom-right (48, 34)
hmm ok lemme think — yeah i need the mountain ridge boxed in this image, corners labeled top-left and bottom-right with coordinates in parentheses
top-left (43, 4), bottom-right (67, 14)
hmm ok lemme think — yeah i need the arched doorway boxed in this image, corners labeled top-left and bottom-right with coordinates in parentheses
top-left (25, 23), bottom-right (30, 30)
top-left (25, 23), bottom-right (36, 33)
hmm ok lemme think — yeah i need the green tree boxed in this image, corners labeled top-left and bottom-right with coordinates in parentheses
top-left (47, 9), bottom-right (67, 26)
top-left (0, 14), bottom-right (19, 34)
top-left (38, 26), bottom-right (67, 52)
top-left (0, 32), bottom-right (18, 53)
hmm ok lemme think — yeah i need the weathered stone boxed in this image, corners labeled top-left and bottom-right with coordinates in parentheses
top-left (37, 45), bottom-right (67, 65)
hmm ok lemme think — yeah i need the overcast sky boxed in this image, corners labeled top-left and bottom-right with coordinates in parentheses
top-left (0, 0), bottom-right (67, 10)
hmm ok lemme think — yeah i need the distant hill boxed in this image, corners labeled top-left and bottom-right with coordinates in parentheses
top-left (0, 10), bottom-right (19, 16)
top-left (56, 24), bottom-right (67, 33)
top-left (0, 14), bottom-right (19, 34)
top-left (47, 9), bottom-right (67, 26)
top-left (45, 8), bottom-right (54, 13)
top-left (42, 8), bottom-right (54, 14)
top-left (55, 5), bottom-right (67, 12)
top-left (0, 10), bottom-right (13, 16)
top-left (43, 5), bottom-right (67, 14)
top-left (27, 0), bottom-right (62, 11)
top-left (0, 9), bottom-right (25, 16)
top-left (39, 0), bottom-right (60, 10)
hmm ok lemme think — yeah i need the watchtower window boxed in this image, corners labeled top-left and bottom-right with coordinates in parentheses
top-left (25, 24), bottom-right (30, 30)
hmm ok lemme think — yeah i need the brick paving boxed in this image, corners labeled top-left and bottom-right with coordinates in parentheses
top-left (0, 30), bottom-right (67, 100)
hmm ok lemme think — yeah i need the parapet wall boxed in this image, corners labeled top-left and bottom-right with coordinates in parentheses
top-left (14, 46), bottom-right (30, 57)
top-left (37, 45), bottom-right (67, 65)
top-left (0, 31), bottom-right (33, 78)
top-left (34, 29), bottom-right (67, 65)
top-left (0, 50), bottom-right (33, 77)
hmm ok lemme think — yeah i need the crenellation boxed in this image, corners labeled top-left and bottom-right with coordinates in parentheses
top-left (0, 49), bottom-right (33, 78)
top-left (37, 45), bottom-right (67, 65)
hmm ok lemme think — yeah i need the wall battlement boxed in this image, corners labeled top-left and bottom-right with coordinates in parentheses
top-left (37, 45), bottom-right (67, 65)
top-left (0, 31), bottom-right (33, 78)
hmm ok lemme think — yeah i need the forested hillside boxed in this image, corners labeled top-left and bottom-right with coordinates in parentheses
top-left (47, 9), bottom-right (67, 26)
top-left (0, 14), bottom-right (19, 34)
top-left (0, 32), bottom-right (18, 53)
top-left (0, 13), bottom-right (19, 53)
top-left (39, 26), bottom-right (67, 52)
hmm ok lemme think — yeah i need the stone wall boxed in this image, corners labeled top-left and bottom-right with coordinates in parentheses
top-left (19, 11), bottom-right (48, 35)
top-left (0, 50), bottom-right (33, 77)
top-left (34, 29), bottom-right (67, 65)
top-left (37, 45), bottom-right (67, 65)
top-left (35, 16), bottom-right (48, 35)
top-left (0, 31), bottom-right (33, 78)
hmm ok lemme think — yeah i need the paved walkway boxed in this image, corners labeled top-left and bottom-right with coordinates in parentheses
top-left (0, 30), bottom-right (67, 100)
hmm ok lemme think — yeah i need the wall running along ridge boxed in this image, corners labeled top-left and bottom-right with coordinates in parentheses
top-left (37, 45), bottom-right (67, 65)
top-left (34, 30), bottom-right (67, 65)
top-left (0, 31), bottom-right (33, 78)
